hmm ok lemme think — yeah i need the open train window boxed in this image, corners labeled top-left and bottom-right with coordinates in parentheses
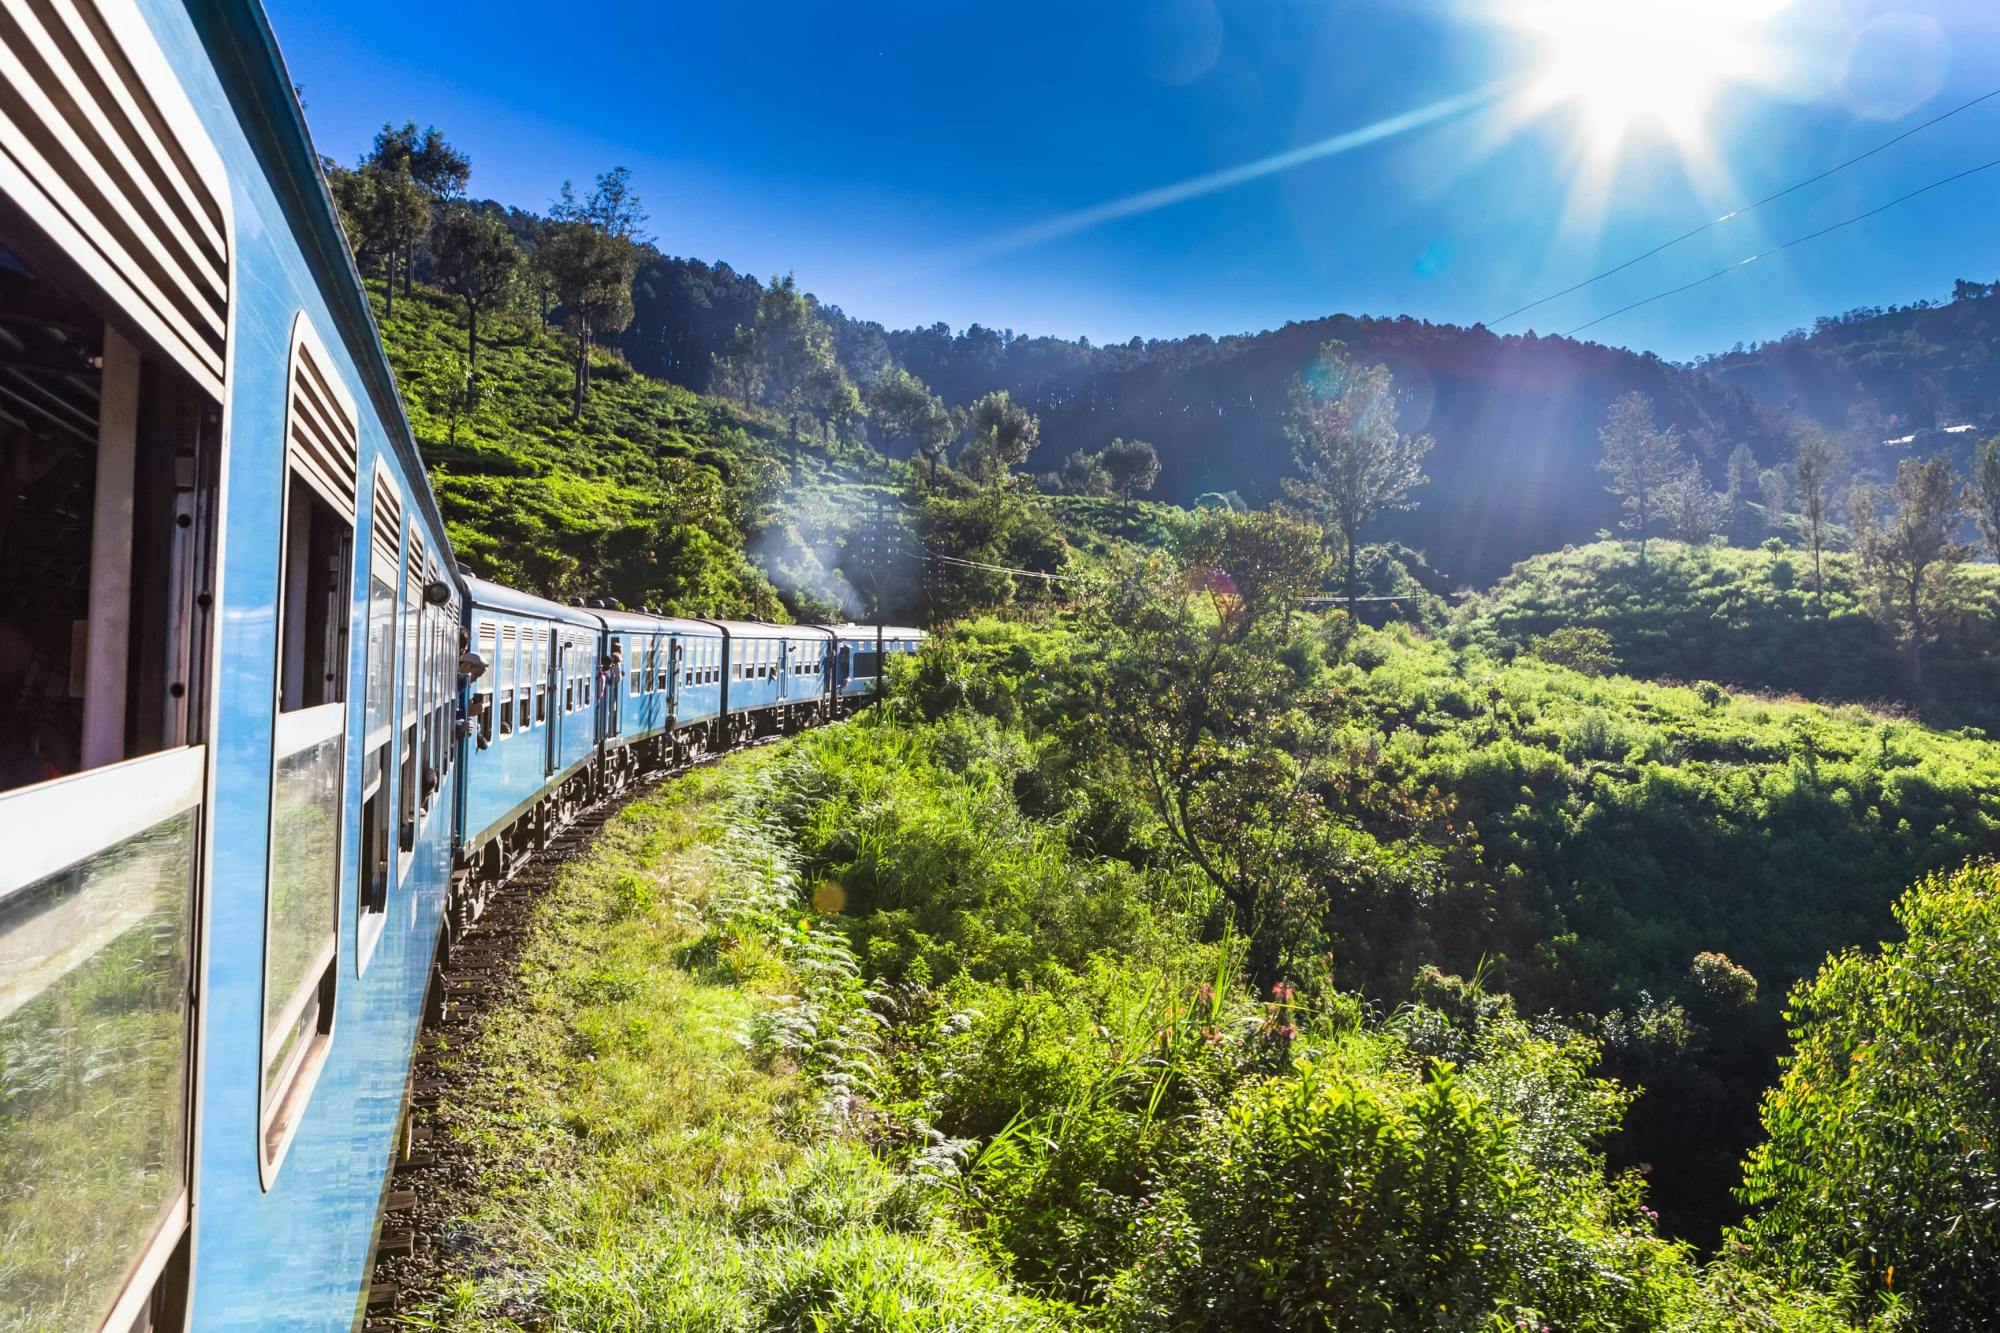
top-left (264, 316), bottom-right (354, 1185)
top-left (497, 625), bottom-right (516, 735)
top-left (520, 628), bottom-right (536, 732)
top-left (535, 629), bottom-right (548, 723)
top-left (473, 623), bottom-right (496, 745)
top-left (355, 465), bottom-right (400, 964)
top-left (0, 101), bottom-right (228, 1328)
top-left (397, 526), bottom-right (423, 863)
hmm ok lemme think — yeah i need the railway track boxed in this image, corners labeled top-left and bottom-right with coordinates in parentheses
top-left (361, 765), bottom-right (677, 1328)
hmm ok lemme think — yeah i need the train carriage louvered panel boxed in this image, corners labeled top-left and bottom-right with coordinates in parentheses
top-left (286, 318), bottom-right (359, 519)
top-left (0, 0), bottom-right (229, 396)
top-left (406, 526), bottom-right (427, 597)
top-left (370, 466), bottom-right (401, 569)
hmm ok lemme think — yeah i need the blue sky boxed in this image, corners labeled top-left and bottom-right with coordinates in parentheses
top-left (266, 0), bottom-right (2000, 361)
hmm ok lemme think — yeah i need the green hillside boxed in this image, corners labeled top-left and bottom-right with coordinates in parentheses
top-left (1455, 540), bottom-right (2000, 728)
top-left (374, 281), bottom-right (900, 618)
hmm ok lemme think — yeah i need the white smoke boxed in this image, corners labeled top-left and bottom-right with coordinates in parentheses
top-left (749, 482), bottom-right (871, 621)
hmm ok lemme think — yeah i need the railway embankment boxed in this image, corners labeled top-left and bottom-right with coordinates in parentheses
top-left (382, 725), bottom-right (1061, 1330)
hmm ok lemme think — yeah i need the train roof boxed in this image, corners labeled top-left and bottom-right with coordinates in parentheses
top-left (464, 576), bottom-right (602, 628)
top-left (705, 619), bottom-right (835, 640)
top-left (822, 623), bottom-right (927, 639)
top-left (592, 607), bottom-right (717, 636)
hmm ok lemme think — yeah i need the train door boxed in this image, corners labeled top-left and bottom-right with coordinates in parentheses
top-left (605, 635), bottom-right (622, 738)
top-left (544, 630), bottom-right (559, 777)
top-left (0, 6), bottom-right (234, 1327)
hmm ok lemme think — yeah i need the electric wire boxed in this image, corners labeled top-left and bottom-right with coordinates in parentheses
top-left (1486, 84), bottom-right (2000, 329)
top-left (1563, 154), bottom-right (2000, 337)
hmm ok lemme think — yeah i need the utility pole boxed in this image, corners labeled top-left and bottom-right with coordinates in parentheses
top-left (848, 493), bottom-right (895, 703)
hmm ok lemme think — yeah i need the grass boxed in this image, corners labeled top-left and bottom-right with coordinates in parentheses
top-left (407, 754), bottom-right (1071, 1332)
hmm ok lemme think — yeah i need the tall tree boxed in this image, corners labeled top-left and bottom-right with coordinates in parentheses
top-left (1280, 343), bottom-right (1432, 608)
top-left (867, 369), bottom-right (955, 480)
top-left (1791, 428), bottom-right (1839, 608)
top-left (1722, 443), bottom-right (1759, 541)
top-left (1058, 448), bottom-right (1110, 496)
top-left (364, 123), bottom-right (468, 297)
top-left (539, 169), bottom-right (644, 421)
top-left (1970, 435), bottom-right (2000, 561)
top-left (1095, 508), bottom-right (1334, 975)
top-left (1659, 457), bottom-right (1721, 543)
top-left (1760, 467), bottom-right (1791, 536)
top-left (1851, 454), bottom-right (1968, 696)
top-left (430, 205), bottom-right (521, 376)
top-left (717, 274), bottom-right (850, 440)
top-left (330, 159), bottom-right (428, 317)
top-left (961, 390), bottom-right (1040, 485)
top-left (1596, 391), bottom-right (1681, 567)
top-left (1100, 437), bottom-right (1161, 512)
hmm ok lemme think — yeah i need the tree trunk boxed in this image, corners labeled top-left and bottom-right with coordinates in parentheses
top-left (383, 252), bottom-right (396, 319)
top-left (403, 242), bottom-right (414, 297)
top-left (1345, 539), bottom-right (1359, 613)
top-left (570, 320), bottom-right (590, 423)
top-left (1907, 584), bottom-right (1925, 698)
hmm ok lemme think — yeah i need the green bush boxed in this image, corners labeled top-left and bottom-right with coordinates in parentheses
top-left (1737, 861), bottom-right (2000, 1328)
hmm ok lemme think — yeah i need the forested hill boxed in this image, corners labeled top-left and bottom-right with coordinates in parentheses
top-left (618, 254), bottom-right (1809, 584)
top-left (1698, 281), bottom-right (2000, 452)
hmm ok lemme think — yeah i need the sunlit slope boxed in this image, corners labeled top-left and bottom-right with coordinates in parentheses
top-left (1454, 540), bottom-right (2000, 727)
top-left (373, 283), bottom-right (890, 617)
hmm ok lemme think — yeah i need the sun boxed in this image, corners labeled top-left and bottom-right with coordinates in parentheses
top-left (1504, 0), bottom-right (1788, 155)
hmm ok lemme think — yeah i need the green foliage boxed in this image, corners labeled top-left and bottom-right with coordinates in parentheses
top-left (1456, 540), bottom-right (2000, 727)
top-left (1737, 862), bottom-right (2000, 1329)
top-left (1527, 625), bottom-right (1619, 675)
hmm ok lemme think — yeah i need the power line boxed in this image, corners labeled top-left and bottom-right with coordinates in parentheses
top-left (905, 545), bottom-right (1092, 584)
top-left (1563, 154), bottom-right (2000, 338)
top-left (1487, 84), bottom-right (2000, 329)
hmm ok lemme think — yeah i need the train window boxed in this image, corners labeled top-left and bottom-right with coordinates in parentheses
top-left (473, 623), bottom-right (496, 745)
top-left (263, 318), bottom-right (355, 1181)
top-left (397, 527), bottom-right (421, 865)
top-left (356, 465), bottom-right (400, 956)
top-left (0, 5), bottom-right (235, 1317)
top-left (499, 626), bottom-right (518, 734)
top-left (535, 630), bottom-right (549, 723)
top-left (515, 627), bottom-right (530, 730)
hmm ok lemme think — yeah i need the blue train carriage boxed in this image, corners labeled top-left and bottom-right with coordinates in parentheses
top-left (825, 624), bottom-right (928, 713)
top-left (0, 0), bottom-right (468, 1326)
top-left (668, 616), bottom-right (727, 757)
top-left (594, 606), bottom-right (686, 782)
top-left (709, 619), bottom-right (831, 744)
top-left (458, 578), bottom-right (602, 898)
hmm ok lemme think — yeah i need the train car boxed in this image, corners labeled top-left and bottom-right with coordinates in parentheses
top-left (709, 618), bottom-right (803, 743)
top-left (458, 578), bottom-right (601, 888)
top-left (0, 2), bottom-right (925, 1329)
top-left (826, 624), bottom-right (928, 713)
top-left (665, 615), bottom-right (727, 756)
top-left (0, 0), bottom-right (468, 1326)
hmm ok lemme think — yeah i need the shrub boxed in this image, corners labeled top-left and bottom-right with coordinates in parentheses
top-left (1528, 625), bottom-right (1620, 675)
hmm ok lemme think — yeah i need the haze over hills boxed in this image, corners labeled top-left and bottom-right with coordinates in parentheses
top-left (613, 248), bottom-right (1999, 583)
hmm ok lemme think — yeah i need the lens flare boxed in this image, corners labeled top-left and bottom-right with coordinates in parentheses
top-left (1505, 0), bottom-right (1791, 155)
